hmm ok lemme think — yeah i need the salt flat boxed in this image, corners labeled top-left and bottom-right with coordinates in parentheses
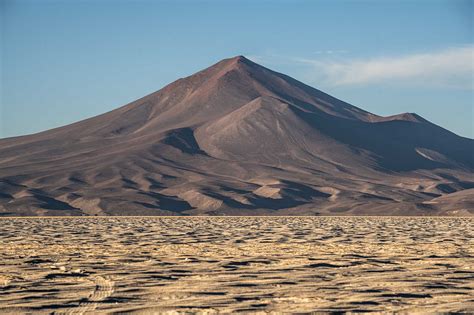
top-left (0, 217), bottom-right (473, 313)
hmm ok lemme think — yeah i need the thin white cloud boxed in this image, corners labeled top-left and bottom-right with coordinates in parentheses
top-left (297, 46), bottom-right (474, 89)
top-left (246, 55), bottom-right (265, 64)
top-left (314, 50), bottom-right (348, 55)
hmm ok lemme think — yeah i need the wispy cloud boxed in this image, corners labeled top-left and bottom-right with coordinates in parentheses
top-left (246, 55), bottom-right (266, 64)
top-left (314, 50), bottom-right (348, 55)
top-left (296, 46), bottom-right (474, 89)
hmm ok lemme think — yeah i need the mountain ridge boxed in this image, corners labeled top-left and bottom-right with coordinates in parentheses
top-left (0, 55), bottom-right (473, 216)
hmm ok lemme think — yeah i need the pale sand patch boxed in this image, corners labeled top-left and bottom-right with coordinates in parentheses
top-left (0, 217), bottom-right (473, 313)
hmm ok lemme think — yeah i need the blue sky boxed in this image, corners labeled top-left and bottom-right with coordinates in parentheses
top-left (1, 0), bottom-right (473, 138)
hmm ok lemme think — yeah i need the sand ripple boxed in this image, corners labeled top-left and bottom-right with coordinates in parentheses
top-left (0, 217), bottom-right (473, 313)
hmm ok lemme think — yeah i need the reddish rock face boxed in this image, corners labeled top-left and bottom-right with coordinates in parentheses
top-left (0, 56), bottom-right (473, 216)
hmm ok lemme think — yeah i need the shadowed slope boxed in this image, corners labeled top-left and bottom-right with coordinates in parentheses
top-left (0, 56), bottom-right (473, 216)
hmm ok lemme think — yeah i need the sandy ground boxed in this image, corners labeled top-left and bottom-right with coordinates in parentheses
top-left (0, 217), bottom-right (473, 313)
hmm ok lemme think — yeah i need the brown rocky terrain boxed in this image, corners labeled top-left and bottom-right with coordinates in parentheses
top-left (0, 56), bottom-right (473, 216)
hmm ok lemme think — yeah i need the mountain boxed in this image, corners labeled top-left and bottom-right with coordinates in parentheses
top-left (1, 56), bottom-right (473, 216)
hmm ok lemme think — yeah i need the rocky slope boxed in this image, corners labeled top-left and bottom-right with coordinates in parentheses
top-left (0, 56), bottom-right (473, 216)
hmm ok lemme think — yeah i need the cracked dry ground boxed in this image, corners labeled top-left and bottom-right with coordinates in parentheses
top-left (0, 217), bottom-right (473, 313)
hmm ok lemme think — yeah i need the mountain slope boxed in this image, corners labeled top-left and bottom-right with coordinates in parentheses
top-left (0, 56), bottom-right (473, 216)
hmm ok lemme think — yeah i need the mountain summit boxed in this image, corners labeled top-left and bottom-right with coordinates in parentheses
top-left (1, 56), bottom-right (473, 216)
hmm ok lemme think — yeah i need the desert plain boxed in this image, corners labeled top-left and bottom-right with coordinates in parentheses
top-left (0, 216), bottom-right (473, 313)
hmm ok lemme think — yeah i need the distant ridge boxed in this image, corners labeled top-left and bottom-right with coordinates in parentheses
top-left (0, 56), bottom-right (473, 216)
